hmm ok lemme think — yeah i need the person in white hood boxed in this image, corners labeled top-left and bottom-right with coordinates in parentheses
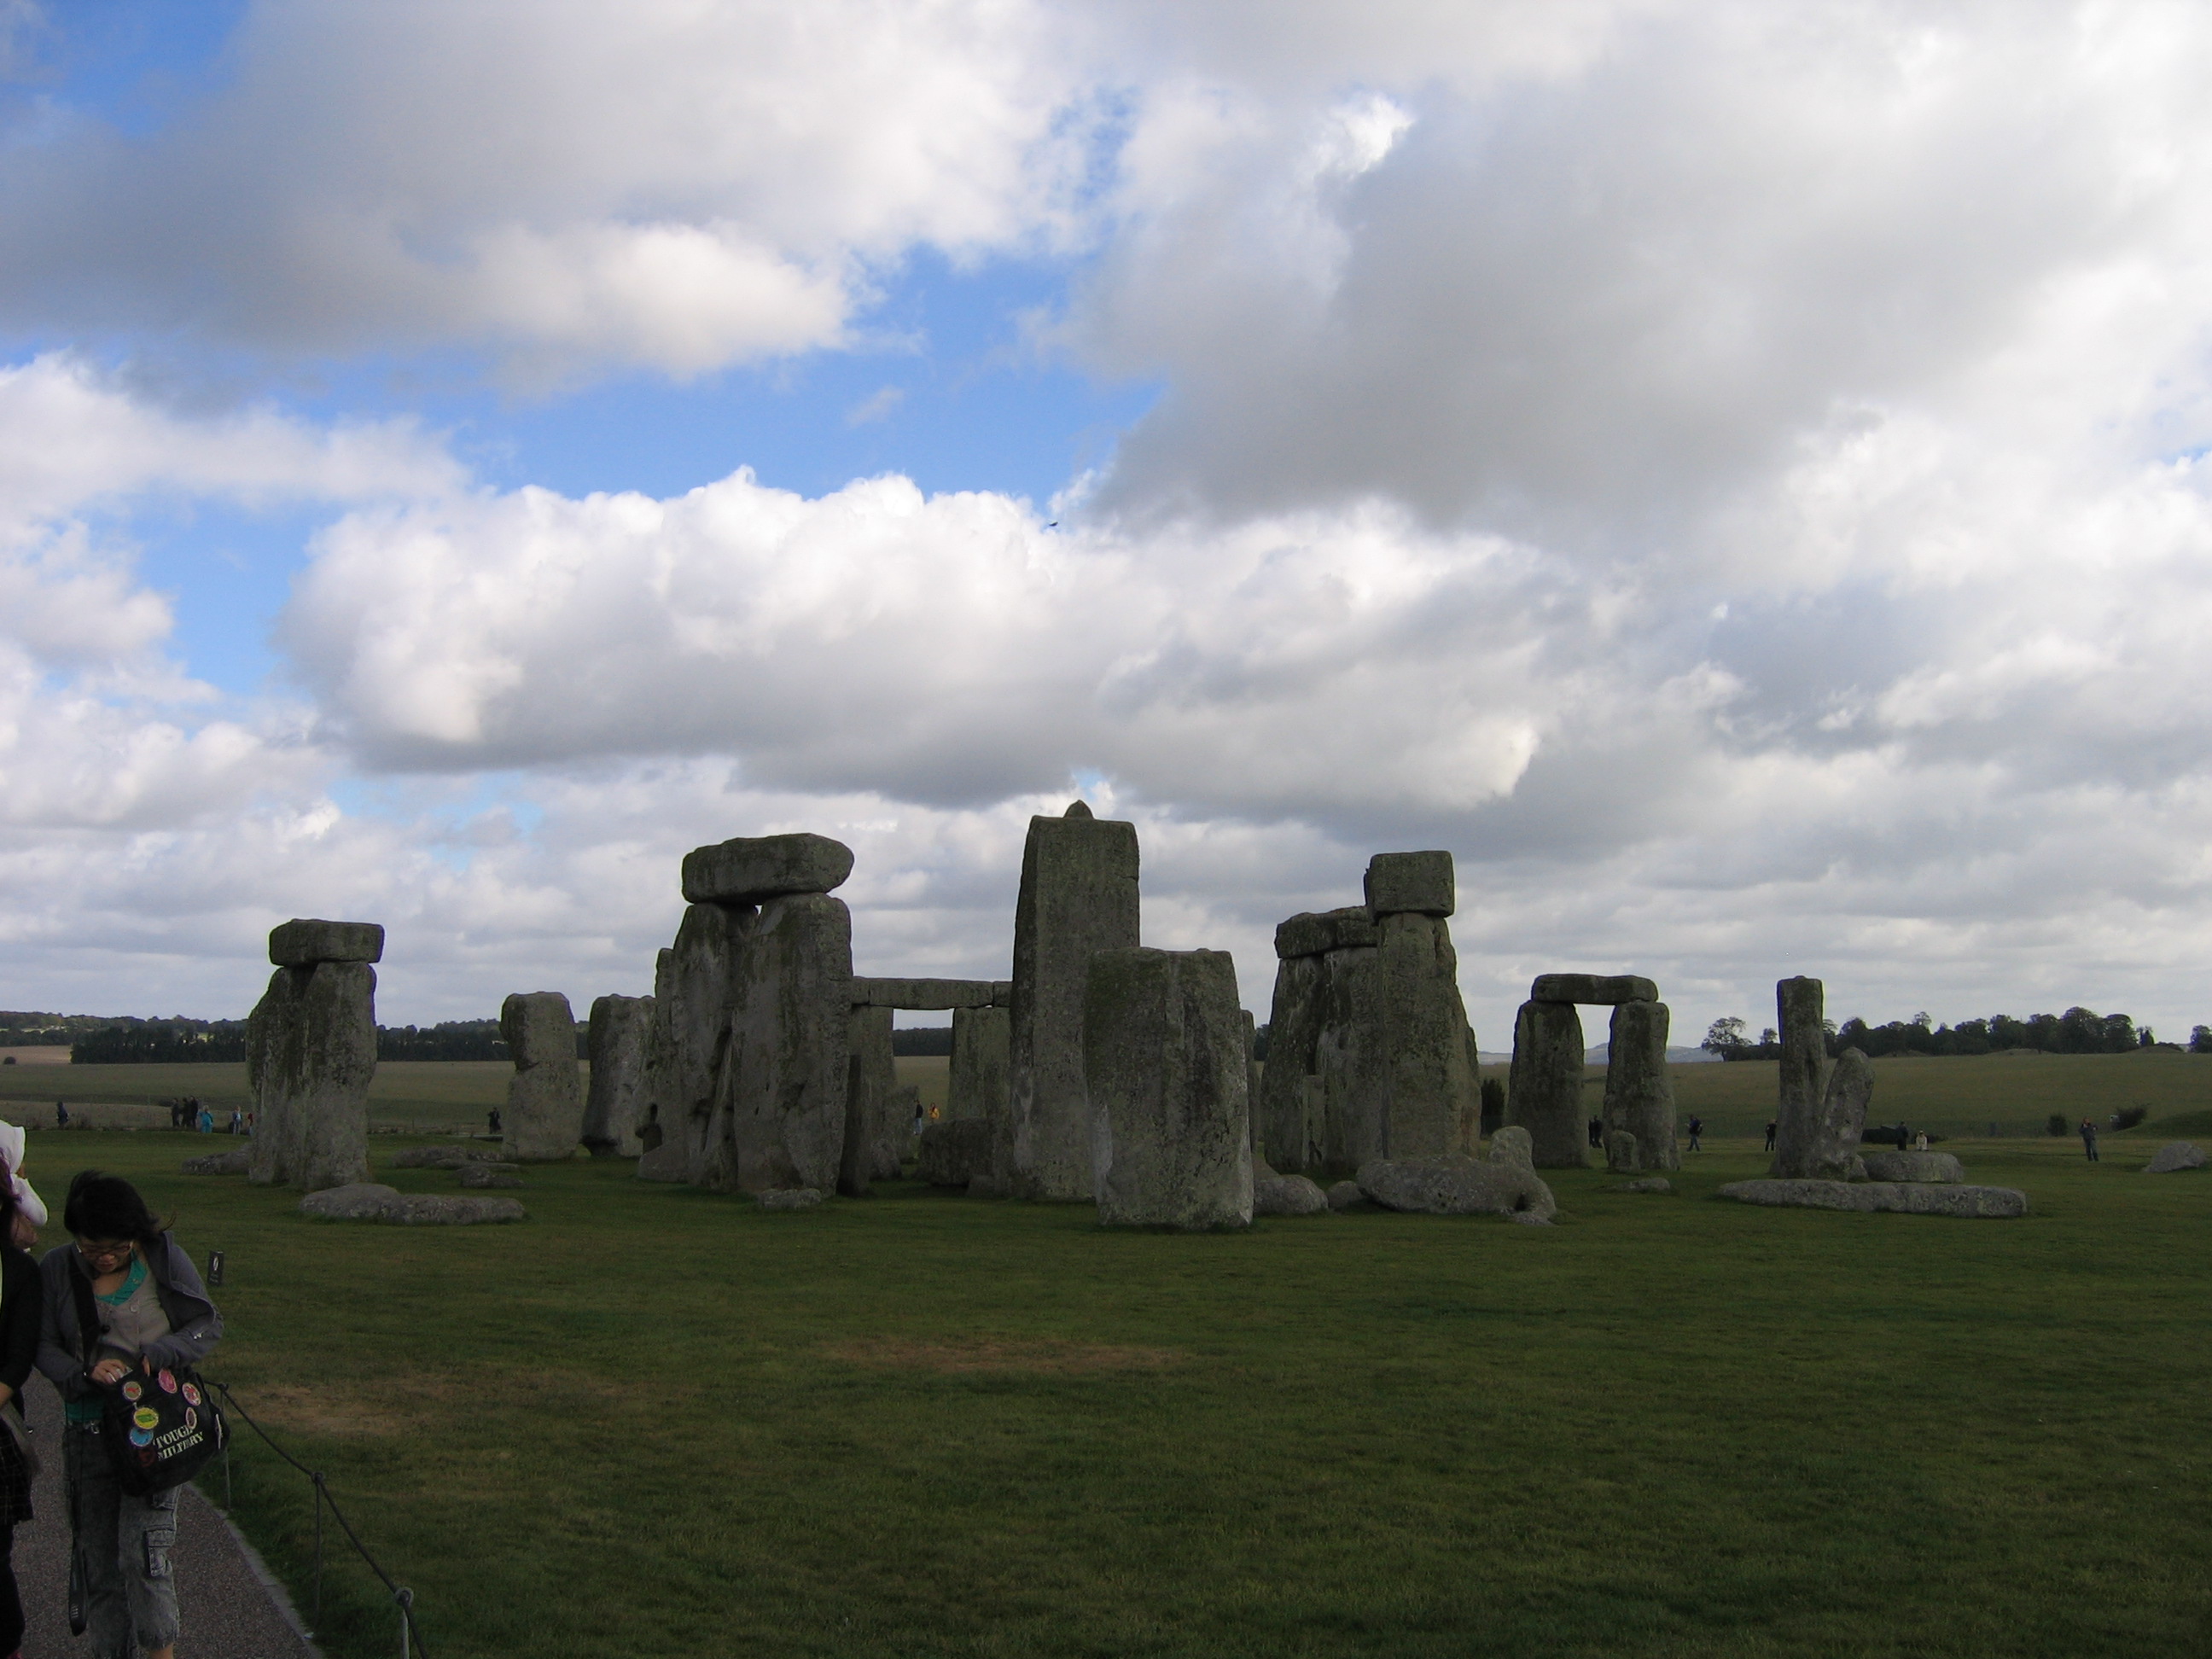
top-left (0, 1126), bottom-right (44, 1243)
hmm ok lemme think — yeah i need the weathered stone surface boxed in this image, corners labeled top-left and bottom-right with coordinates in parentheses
top-left (1257, 952), bottom-right (1326, 1172)
top-left (502, 992), bottom-right (585, 1163)
top-left (712, 893), bottom-right (853, 1194)
top-left (581, 994), bottom-right (653, 1157)
top-left (1314, 941), bottom-right (1384, 1172)
top-left (919, 1118), bottom-right (993, 1187)
top-left (2145, 1141), bottom-right (2207, 1173)
top-left (681, 832), bottom-right (853, 905)
top-left (1326, 1179), bottom-right (1364, 1210)
top-left (636, 1141), bottom-right (690, 1182)
top-left (1370, 912), bottom-right (1481, 1159)
top-left (850, 978), bottom-right (999, 1009)
top-left (1487, 1126), bottom-right (1535, 1169)
top-left (299, 1184), bottom-right (525, 1224)
top-left (633, 947), bottom-right (677, 1157)
top-left (389, 1145), bottom-right (498, 1169)
top-left (182, 1148), bottom-right (250, 1175)
top-left (1253, 1167), bottom-right (1330, 1216)
top-left (1009, 802), bottom-right (1140, 1201)
top-left (1508, 1211), bottom-right (1554, 1225)
top-left (1717, 1179), bottom-right (2028, 1219)
top-left (1860, 1150), bottom-right (1965, 1184)
top-left (1622, 1177), bottom-right (1672, 1193)
top-left (1770, 976), bottom-right (1830, 1178)
top-left (757, 1187), bottom-right (823, 1210)
top-left (1363, 851), bottom-right (1455, 918)
top-left (461, 1163), bottom-right (524, 1189)
top-left (1355, 1156), bottom-right (1558, 1221)
top-left (1802, 1048), bottom-right (1873, 1182)
top-left (247, 956), bottom-right (376, 1192)
top-left (1273, 906), bottom-right (1377, 960)
top-left (1529, 974), bottom-right (1658, 1005)
top-left (948, 1004), bottom-right (1010, 1121)
top-left (839, 1006), bottom-right (899, 1196)
top-left (1602, 1001), bottom-right (1678, 1172)
top-left (1087, 947), bottom-right (1253, 1229)
top-left (888, 1085), bottom-right (921, 1173)
top-left (1604, 1130), bottom-right (1639, 1173)
top-left (268, 918), bottom-right (385, 967)
top-left (1505, 998), bottom-right (1587, 1169)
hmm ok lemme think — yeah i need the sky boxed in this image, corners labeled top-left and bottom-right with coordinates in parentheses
top-left (3, 0), bottom-right (2212, 1047)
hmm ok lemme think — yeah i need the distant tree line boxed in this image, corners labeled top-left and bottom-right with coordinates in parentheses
top-left (65, 1014), bottom-right (602, 1063)
top-left (1701, 1007), bottom-right (2175, 1061)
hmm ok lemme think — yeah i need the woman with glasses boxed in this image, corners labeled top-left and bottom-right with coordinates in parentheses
top-left (37, 1172), bottom-right (223, 1659)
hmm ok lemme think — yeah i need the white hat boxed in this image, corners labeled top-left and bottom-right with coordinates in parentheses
top-left (0, 1122), bottom-right (49, 1228)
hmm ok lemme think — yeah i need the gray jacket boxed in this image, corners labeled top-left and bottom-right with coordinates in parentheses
top-left (37, 1234), bottom-right (224, 1406)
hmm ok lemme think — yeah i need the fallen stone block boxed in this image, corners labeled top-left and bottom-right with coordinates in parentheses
top-left (681, 832), bottom-right (853, 905)
top-left (918, 1119), bottom-right (993, 1188)
top-left (1356, 1156), bottom-right (1557, 1221)
top-left (1860, 1150), bottom-right (1964, 1184)
top-left (267, 919), bottom-right (384, 967)
top-left (1488, 1126), bottom-right (1535, 1169)
top-left (389, 1145), bottom-right (498, 1169)
top-left (850, 977), bottom-right (999, 1010)
top-left (181, 1149), bottom-right (251, 1175)
top-left (299, 1184), bottom-right (526, 1224)
top-left (461, 1163), bottom-right (524, 1189)
top-left (1716, 1179), bottom-right (2028, 1219)
top-left (1508, 1211), bottom-right (1554, 1225)
top-left (1326, 1179), bottom-right (1364, 1211)
top-left (2145, 1142), bottom-right (2206, 1173)
top-left (1273, 906), bottom-right (1377, 959)
top-left (758, 1188), bottom-right (823, 1210)
top-left (1529, 973), bottom-right (1658, 1005)
top-left (1363, 851), bottom-right (1455, 917)
top-left (1254, 1168), bottom-right (1330, 1216)
top-left (1621, 1177), bottom-right (1672, 1193)
top-left (1604, 1130), bottom-right (1639, 1173)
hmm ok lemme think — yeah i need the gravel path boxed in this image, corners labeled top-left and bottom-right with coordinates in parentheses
top-left (18, 1382), bottom-right (318, 1658)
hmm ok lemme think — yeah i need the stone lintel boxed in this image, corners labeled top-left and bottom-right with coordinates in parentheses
top-left (1530, 973), bottom-right (1658, 1005)
top-left (850, 976), bottom-right (1001, 1010)
top-left (681, 832), bottom-right (853, 905)
top-left (269, 918), bottom-right (384, 966)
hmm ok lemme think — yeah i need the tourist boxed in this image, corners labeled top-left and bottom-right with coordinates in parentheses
top-left (53, 1101), bottom-right (67, 1130)
top-left (1913, 1131), bottom-right (1930, 1152)
top-left (1763, 1120), bottom-right (1778, 1152)
top-left (1586, 1118), bottom-right (1603, 1150)
top-left (195, 1103), bottom-right (213, 1135)
top-left (2079, 1118), bottom-right (2098, 1162)
top-left (227, 1111), bottom-right (243, 1135)
top-left (37, 1171), bottom-right (224, 1659)
top-left (0, 1129), bottom-right (45, 1659)
top-left (1686, 1115), bottom-right (1703, 1153)
top-left (488, 1108), bottom-right (502, 1137)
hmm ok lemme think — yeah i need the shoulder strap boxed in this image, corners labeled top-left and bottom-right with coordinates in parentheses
top-left (68, 1254), bottom-right (100, 1366)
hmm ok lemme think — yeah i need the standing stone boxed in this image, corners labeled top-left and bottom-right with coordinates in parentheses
top-left (1605, 1129), bottom-right (1639, 1173)
top-left (839, 1006), bottom-right (898, 1196)
top-left (1257, 914), bottom-right (1360, 1173)
top-left (1243, 1010), bottom-right (1262, 1164)
top-left (634, 949), bottom-right (678, 1157)
top-left (1601, 1001), bottom-right (1679, 1172)
top-left (1009, 801), bottom-right (1140, 1201)
top-left (1505, 998), bottom-right (1587, 1168)
top-left (1086, 947), bottom-right (1252, 1230)
top-left (581, 994), bottom-right (653, 1157)
top-left (1771, 976), bottom-right (1830, 1179)
top-left (501, 992), bottom-right (585, 1162)
top-left (1363, 851), bottom-right (1456, 917)
top-left (661, 903), bottom-right (756, 1180)
top-left (247, 920), bottom-right (380, 1192)
top-left (1369, 911), bottom-right (1481, 1158)
top-left (948, 1004), bottom-right (1010, 1121)
top-left (711, 891), bottom-right (853, 1194)
top-left (1315, 939), bottom-right (1388, 1172)
top-left (1804, 1048), bottom-right (1874, 1181)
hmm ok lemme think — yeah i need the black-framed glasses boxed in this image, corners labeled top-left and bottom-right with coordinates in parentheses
top-left (74, 1241), bottom-right (133, 1266)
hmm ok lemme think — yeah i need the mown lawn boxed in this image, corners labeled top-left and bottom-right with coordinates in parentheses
top-left (26, 1124), bottom-right (2209, 1659)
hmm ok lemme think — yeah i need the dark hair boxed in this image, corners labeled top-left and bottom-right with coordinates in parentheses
top-left (63, 1171), bottom-right (166, 1249)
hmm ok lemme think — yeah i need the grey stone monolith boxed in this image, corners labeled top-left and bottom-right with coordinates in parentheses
top-left (711, 892), bottom-right (853, 1194)
top-left (1355, 1156), bottom-right (1557, 1221)
top-left (1602, 1000), bottom-right (1678, 1172)
top-left (247, 927), bottom-right (377, 1193)
top-left (949, 1004), bottom-right (1010, 1121)
top-left (681, 832), bottom-right (853, 905)
top-left (839, 1005), bottom-right (898, 1196)
top-left (634, 947), bottom-right (676, 1156)
top-left (1860, 1150), bottom-right (1965, 1184)
top-left (1770, 976), bottom-right (1830, 1178)
top-left (267, 919), bottom-right (384, 969)
top-left (1314, 938), bottom-right (1387, 1171)
top-left (1009, 801), bottom-right (1140, 1201)
top-left (1086, 947), bottom-right (1253, 1229)
top-left (1371, 911), bottom-right (1481, 1158)
top-left (502, 992), bottom-right (585, 1162)
top-left (1605, 1129), bottom-right (1639, 1173)
top-left (2145, 1142), bottom-right (2206, 1173)
top-left (661, 902), bottom-right (755, 1179)
top-left (1364, 851), bottom-right (1455, 917)
top-left (582, 993), bottom-right (653, 1157)
top-left (1530, 973), bottom-right (1657, 1005)
top-left (919, 1118), bottom-right (993, 1187)
top-left (1717, 1179), bottom-right (2027, 1219)
top-left (1505, 998), bottom-right (1587, 1168)
top-left (1804, 1047), bottom-right (1873, 1181)
top-left (1256, 939), bottom-right (1329, 1172)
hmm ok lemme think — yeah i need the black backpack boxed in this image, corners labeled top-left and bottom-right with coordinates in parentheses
top-left (69, 1257), bottom-right (228, 1496)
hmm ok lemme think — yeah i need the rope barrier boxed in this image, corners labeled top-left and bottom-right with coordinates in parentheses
top-left (205, 1380), bottom-right (429, 1657)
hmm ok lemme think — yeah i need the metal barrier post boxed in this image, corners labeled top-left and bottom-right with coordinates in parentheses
top-left (312, 1473), bottom-right (326, 1626)
top-left (398, 1586), bottom-right (415, 1657)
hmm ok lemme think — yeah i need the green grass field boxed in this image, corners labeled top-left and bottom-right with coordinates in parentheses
top-left (25, 1109), bottom-right (2208, 1659)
